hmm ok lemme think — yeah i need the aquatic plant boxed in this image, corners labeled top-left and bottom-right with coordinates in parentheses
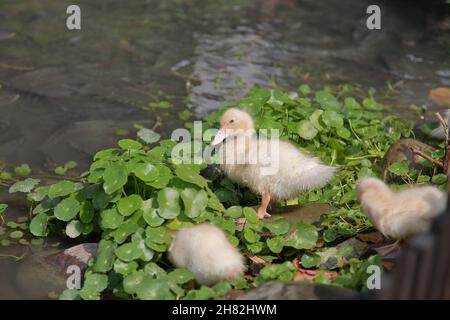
top-left (3, 84), bottom-right (446, 299)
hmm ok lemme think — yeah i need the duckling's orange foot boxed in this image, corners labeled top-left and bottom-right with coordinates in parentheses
top-left (257, 209), bottom-right (271, 219)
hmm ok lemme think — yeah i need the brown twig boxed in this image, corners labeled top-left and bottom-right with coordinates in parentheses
top-left (248, 255), bottom-right (268, 266)
top-left (435, 112), bottom-right (449, 138)
top-left (435, 112), bottom-right (450, 175)
top-left (410, 147), bottom-right (444, 170)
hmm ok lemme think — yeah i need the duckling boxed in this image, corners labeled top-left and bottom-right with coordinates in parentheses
top-left (357, 177), bottom-right (447, 254)
top-left (211, 108), bottom-right (336, 219)
top-left (168, 224), bottom-right (246, 286)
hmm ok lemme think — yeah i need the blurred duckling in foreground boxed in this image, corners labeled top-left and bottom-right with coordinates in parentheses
top-left (168, 224), bottom-right (245, 286)
top-left (211, 108), bottom-right (336, 219)
top-left (357, 177), bottom-right (447, 254)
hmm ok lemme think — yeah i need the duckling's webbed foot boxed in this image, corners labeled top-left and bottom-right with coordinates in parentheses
top-left (257, 193), bottom-right (271, 219)
top-left (257, 208), bottom-right (271, 219)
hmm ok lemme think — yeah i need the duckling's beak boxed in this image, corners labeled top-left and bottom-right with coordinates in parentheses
top-left (211, 127), bottom-right (229, 146)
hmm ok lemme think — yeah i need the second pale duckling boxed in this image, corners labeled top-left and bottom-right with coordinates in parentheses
top-left (211, 108), bottom-right (336, 219)
top-left (168, 224), bottom-right (246, 286)
top-left (357, 178), bottom-right (447, 249)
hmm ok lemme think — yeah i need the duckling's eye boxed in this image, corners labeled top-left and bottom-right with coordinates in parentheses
top-left (229, 119), bottom-right (234, 123)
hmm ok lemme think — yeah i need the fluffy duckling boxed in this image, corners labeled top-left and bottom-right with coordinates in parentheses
top-left (211, 108), bottom-right (336, 219)
top-left (168, 224), bottom-right (246, 286)
top-left (357, 177), bottom-right (447, 252)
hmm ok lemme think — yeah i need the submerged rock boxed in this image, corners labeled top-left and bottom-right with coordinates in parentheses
top-left (14, 243), bottom-right (98, 299)
top-left (237, 281), bottom-right (359, 300)
top-left (318, 237), bottom-right (369, 269)
top-left (268, 203), bottom-right (334, 224)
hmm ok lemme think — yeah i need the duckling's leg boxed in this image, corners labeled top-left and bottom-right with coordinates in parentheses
top-left (257, 193), bottom-right (271, 219)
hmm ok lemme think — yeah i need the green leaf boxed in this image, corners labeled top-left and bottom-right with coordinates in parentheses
top-left (322, 110), bottom-right (344, 127)
top-left (146, 226), bottom-right (171, 244)
top-left (54, 199), bottom-right (80, 222)
top-left (323, 229), bottom-right (337, 242)
top-left (0, 204), bottom-right (7, 214)
top-left (80, 201), bottom-right (95, 223)
top-left (93, 240), bottom-right (117, 273)
top-left (335, 126), bottom-right (351, 139)
top-left (0, 171), bottom-right (12, 180)
top-left (133, 163), bottom-right (158, 182)
top-left (417, 175), bottom-right (431, 183)
top-left (115, 242), bottom-right (141, 262)
top-left (48, 180), bottom-right (77, 199)
top-left (9, 178), bottom-right (40, 193)
top-left (225, 206), bottom-right (243, 218)
top-left (103, 163), bottom-right (128, 194)
top-left (297, 120), bottom-right (318, 140)
top-left (157, 188), bottom-right (180, 219)
top-left (181, 188), bottom-right (208, 218)
top-left (267, 236), bottom-right (284, 253)
top-left (432, 173), bottom-right (448, 185)
top-left (243, 207), bottom-right (259, 224)
top-left (144, 262), bottom-right (166, 277)
top-left (118, 139), bottom-right (142, 150)
top-left (315, 90), bottom-right (341, 109)
top-left (142, 200), bottom-right (165, 227)
top-left (83, 273), bottom-right (108, 292)
top-left (298, 84), bottom-right (311, 95)
top-left (135, 277), bottom-right (173, 300)
top-left (123, 271), bottom-right (146, 294)
top-left (387, 160), bottom-right (409, 177)
top-left (244, 228), bottom-right (259, 243)
top-left (309, 109), bottom-right (324, 131)
top-left (111, 219), bottom-right (140, 244)
top-left (27, 186), bottom-right (49, 202)
top-left (137, 128), bottom-right (160, 144)
top-left (168, 269), bottom-right (195, 284)
top-left (174, 165), bottom-right (207, 188)
top-left (100, 207), bottom-right (124, 229)
top-left (59, 289), bottom-right (80, 300)
top-left (114, 260), bottom-right (138, 276)
top-left (148, 101), bottom-right (172, 109)
top-left (29, 213), bottom-right (49, 237)
top-left (117, 195), bottom-right (142, 216)
top-left (344, 97), bottom-right (362, 110)
top-left (147, 165), bottom-right (173, 189)
top-left (285, 221), bottom-right (318, 249)
top-left (363, 98), bottom-right (383, 110)
top-left (265, 221), bottom-right (290, 235)
top-left (9, 230), bottom-right (24, 239)
top-left (301, 253), bottom-right (321, 268)
top-left (14, 164), bottom-right (31, 176)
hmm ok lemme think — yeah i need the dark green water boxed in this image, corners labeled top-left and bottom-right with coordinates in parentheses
top-left (0, 0), bottom-right (449, 299)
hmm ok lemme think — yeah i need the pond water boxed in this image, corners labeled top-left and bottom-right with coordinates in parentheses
top-left (0, 0), bottom-right (449, 299)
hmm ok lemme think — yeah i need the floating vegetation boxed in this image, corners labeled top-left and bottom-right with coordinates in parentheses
top-left (2, 84), bottom-right (447, 300)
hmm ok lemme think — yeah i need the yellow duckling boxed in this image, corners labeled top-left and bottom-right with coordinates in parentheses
top-left (211, 108), bottom-right (336, 219)
top-left (357, 177), bottom-right (447, 253)
top-left (168, 224), bottom-right (245, 286)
